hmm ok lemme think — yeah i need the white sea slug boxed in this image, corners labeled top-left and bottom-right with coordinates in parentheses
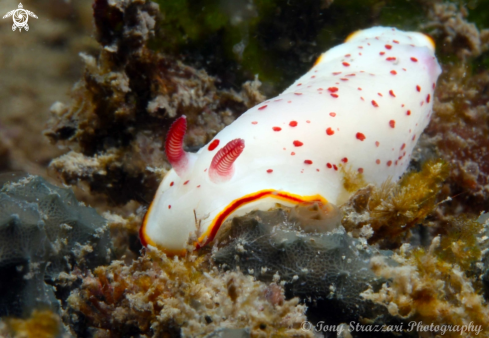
top-left (140, 26), bottom-right (441, 255)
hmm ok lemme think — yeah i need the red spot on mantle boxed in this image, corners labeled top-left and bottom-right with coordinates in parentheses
top-left (410, 57), bottom-right (418, 62)
top-left (258, 105), bottom-right (268, 110)
top-left (386, 57), bottom-right (396, 61)
top-left (389, 90), bottom-right (396, 97)
top-left (326, 163), bottom-right (332, 169)
top-left (328, 87), bottom-right (338, 92)
top-left (208, 139), bottom-right (220, 151)
top-left (372, 100), bottom-right (379, 107)
top-left (331, 93), bottom-right (339, 98)
top-left (267, 169), bottom-right (273, 173)
top-left (293, 140), bottom-right (303, 147)
top-left (389, 120), bottom-right (396, 128)
top-left (326, 128), bottom-right (334, 135)
top-left (356, 132), bottom-right (366, 141)
top-left (342, 62), bottom-right (350, 67)
top-left (251, 121), bottom-right (258, 125)
top-left (273, 126), bottom-right (282, 131)
top-left (358, 168), bottom-right (364, 173)
top-left (170, 181), bottom-right (174, 186)
top-left (426, 94), bottom-right (431, 103)
top-left (289, 121), bottom-right (298, 127)
top-left (385, 44), bottom-right (392, 49)
top-left (407, 110), bottom-right (411, 116)
top-left (304, 160), bottom-right (313, 165)
top-left (341, 157), bottom-right (348, 163)
top-left (375, 141), bottom-right (380, 147)
top-left (387, 160), bottom-right (392, 167)
top-left (416, 85), bottom-right (421, 92)
top-left (330, 112), bottom-right (336, 117)
top-left (184, 180), bottom-right (190, 185)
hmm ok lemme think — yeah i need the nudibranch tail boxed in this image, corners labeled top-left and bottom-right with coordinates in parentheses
top-left (209, 138), bottom-right (245, 183)
top-left (165, 115), bottom-right (189, 176)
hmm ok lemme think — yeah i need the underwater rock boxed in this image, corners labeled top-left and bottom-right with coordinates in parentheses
top-left (212, 209), bottom-right (390, 321)
top-left (0, 174), bottom-right (110, 317)
top-left (66, 247), bottom-right (311, 338)
top-left (45, 0), bottom-right (265, 206)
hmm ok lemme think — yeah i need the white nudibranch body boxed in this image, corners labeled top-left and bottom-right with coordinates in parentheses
top-left (140, 26), bottom-right (441, 254)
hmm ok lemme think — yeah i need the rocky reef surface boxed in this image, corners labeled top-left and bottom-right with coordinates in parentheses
top-left (2, 0), bottom-right (489, 337)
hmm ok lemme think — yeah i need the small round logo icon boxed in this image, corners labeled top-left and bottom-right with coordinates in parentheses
top-left (2, 3), bottom-right (38, 32)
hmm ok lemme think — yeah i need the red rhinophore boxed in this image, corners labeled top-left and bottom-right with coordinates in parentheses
top-left (328, 87), bottom-right (339, 92)
top-left (289, 121), bottom-right (298, 127)
top-left (293, 140), bottom-right (303, 147)
top-left (372, 100), bottom-right (379, 107)
top-left (267, 169), bottom-right (273, 173)
top-left (326, 128), bottom-right (334, 135)
top-left (410, 57), bottom-right (418, 62)
top-left (342, 62), bottom-right (350, 67)
top-left (356, 132), bottom-right (366, 141)
top-left (272, 126), bottom-right (282, 132)
top-left (209, 139), bottom-right (245, 182)
top-left (258, 105), bottom-right (268, 110)
top-left (389, 120), bottom-right (395, 128)
top-left (385, 44), bottom-right (392, 49)
top-left (341, 157), bottom-right (348, 163)
top-left (165, 115), bottom-right (189, 175)
top-left (208, 139), bottom-right (220, 151)
top-left (390, 70), bottom-right (397, 75)
top-left (389, 90), bottom-right (396, 97)
top-left (416, 85), bottom-right (421, 92)
top-left (304, 160), bottom-right (313, 165)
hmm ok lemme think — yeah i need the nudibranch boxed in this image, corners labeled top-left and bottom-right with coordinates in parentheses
top-left (140, 27), bottom-right (441, 255)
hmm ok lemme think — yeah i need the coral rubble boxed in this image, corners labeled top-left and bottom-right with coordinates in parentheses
top-left (45, 0), bottom-right (265, 206)
top-left (66, 247), bottom-right (311, 338)
top-left (0, 174), bottom-right (110, 317)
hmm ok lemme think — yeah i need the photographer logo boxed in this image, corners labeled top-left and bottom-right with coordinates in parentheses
top-left (2, 3), bottom-right (38, 32)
